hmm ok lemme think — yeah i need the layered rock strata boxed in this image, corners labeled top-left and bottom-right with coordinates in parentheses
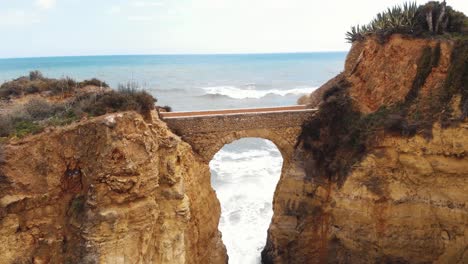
top-left (264, 35), bottom-right (468, 263)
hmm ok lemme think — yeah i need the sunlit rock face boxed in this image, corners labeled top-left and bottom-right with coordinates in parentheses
top-left (0, 112), bottom-right (227, 264)
top-left (265, 35), bottom-right (468, 263)
top-left (264, 124), bottom-right (468, 263)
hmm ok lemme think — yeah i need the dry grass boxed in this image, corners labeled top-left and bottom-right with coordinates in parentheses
top-left (0, 71), bottom-right (109, 100)
top-left (0, 74), bottom-right (158, 138)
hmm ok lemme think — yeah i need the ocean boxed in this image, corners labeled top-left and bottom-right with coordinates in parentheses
top-left (0, 52), bottom-right (346, 263)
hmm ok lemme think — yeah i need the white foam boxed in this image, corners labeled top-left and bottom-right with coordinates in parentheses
top-left (202, 85), bottom-right (316, 99)
top-left (210, 139), bottom-right (283, 264)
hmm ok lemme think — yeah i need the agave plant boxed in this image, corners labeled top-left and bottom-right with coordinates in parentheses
top-left (345, 25), bottom-right (364, 43)
top-left (402, 1), bottom-right (418, 29)
top-left (345, 1), bottom-right (424, 42)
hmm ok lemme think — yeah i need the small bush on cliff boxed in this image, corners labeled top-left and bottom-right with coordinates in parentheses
top-left (0, 71), bottom-right (111, 100)
top-left (346, 1), bottom-right (468, 43)
top-left (440, 39), bottom-right (468, 122)
top-left (79, 78), bottom-right (109, 88)
top-left (158, 105), bottom-right (172, 112)
top-left (29, 70), bottom-right (44, 81)
top-left (77, 83), bottom-right (156, 116)
top-left (0, 79), bottom-right (158, 138)
top-left (13, 120), bottom-right (44, 138)
top-left (0, 143), bottom-right (5, 165)
top-left (300, 79), bottom-right (365, 184)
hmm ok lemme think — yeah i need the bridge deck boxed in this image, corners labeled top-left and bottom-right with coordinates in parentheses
top-left (160, 105), bottom-right (314, 119)
top-left (160, 105), bottom-right (317, 134)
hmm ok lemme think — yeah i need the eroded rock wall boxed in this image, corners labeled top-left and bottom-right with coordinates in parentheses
top-left (0, 112), bottom-right (227, 264)
top-left (265, 35), bottom-right (468, 263)
top-left (264, 123), bottom-right (467, 263)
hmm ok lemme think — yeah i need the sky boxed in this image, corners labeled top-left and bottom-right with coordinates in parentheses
top-left (0, 0), bottom-right (467, 58)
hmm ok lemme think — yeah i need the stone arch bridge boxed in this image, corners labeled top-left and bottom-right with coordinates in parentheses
top-left (160, 105), bottom-right (317, 162)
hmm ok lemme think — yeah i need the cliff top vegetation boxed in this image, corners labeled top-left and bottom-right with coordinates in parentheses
top-left (0, 70), bottom-right (109, 100)
top-left (346, 1), bottom-right (468, 43)
top-left (0, 71), bottom-right (157, 139)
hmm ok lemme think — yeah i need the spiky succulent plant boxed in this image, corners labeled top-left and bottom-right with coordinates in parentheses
top-left (345, 1), bottom-right (466, 43)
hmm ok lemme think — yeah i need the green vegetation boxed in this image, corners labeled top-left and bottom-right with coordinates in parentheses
top-left (300, 78), bottom-right (362, 184)
top-left (346, 1), bottom-right (468, 43)
top-left (158, 105), bottom-right (173, 112)
top-left (13, 120), bottom-right (44, 138)
top-left (406, 44), bottom-right (441, 103)
top-left (442, 40), bottom-right (468, 120)
top-left (0, 72), bottom-right (158, 139)
top-left (79, 78), bottom-right (109, 88)
top-left (77, 84), bottom-right (157, 116)
top-left (0, 71), bottom-right (109, 100)
top-left (68, 195), bottom-right (86, 222)
top-left (0, 143), bottom-right (5, 165)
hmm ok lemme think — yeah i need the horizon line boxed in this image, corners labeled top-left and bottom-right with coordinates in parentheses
top-left (0, 50), bottom-right (349, 60)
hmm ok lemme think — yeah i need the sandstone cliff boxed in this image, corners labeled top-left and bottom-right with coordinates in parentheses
top-left (0, 112), bottom-right (227, 263)
top-left (264, 35), bottom-right (467, 263)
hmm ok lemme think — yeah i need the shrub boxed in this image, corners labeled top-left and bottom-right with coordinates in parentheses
top-left (299, 78), bottom-right (366, 184)
top-left (25, 85), bottom-right (40, 94)
top-left (13, 120), bottom-right (43, 137)
top-left (79, 78), bottom-right (109, 88)
top-left (68, 195), bottom-right (86, 221)
top-left (81, 86), bottom-right (156, 116)
top-left (0, 71), bottom-right (107, 99)
top-left (47, 110), bottom-right (79, 126)
top-left (29, 70), bottom-right (44, 81)
top-left (0, 77), bottom-right (161, 138)
top-left (159, 105), bottom-right (172, 112)
top-left (346, 1), bottom-right (468, 43)
top-left (0, 83), bottom-right (21, 99)
top-left (0, 116), bottom-right (13, 138)
top-left (0, 143), bottom-right (4, 164)
top-left (24, 98), bottom-right (57, 120)
top-left (0, 71), bottom-right (78, 99)
top-left (49, 77), bottom-right (78, 95)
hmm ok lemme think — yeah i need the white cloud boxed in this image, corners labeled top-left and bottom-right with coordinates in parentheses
top-left (0, 10), bottom-right (41, 26)
top-left (108, 6), bottom-right (122, 14)
top-left (36, 0), bottom-right (57, 10)
top-left (128, 16), bottom-right (154, 22)
top-left (130, 1), bottom-right (164, 8)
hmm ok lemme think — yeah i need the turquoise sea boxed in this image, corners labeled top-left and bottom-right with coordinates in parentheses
top-left (0, 53), bottom-right (345, 110)
top-left (0, 52), bottom-right (346, 264)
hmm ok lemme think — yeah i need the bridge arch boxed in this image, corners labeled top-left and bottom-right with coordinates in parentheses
top-left (159, 105), bottom-right (316, 163)
top-left (196, 128), bottom-right (299, 163)
top-left (159, 105), bottom-right (315, 262)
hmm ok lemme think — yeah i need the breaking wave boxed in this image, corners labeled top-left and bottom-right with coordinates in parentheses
top-left (210, 139), bottom-right (283, 264)
top-left (201, 85), bottom-right (316, 99)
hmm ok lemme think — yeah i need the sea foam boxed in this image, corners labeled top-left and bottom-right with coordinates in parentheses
top-left (210, 139), bottom-right (282, 264)
top-left (202, 85), bottom-right (316, 99)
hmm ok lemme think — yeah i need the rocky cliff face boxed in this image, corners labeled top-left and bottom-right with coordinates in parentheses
top-left (264, 35), bottom-right (467, 263)
top-left (0, 112), bottom-right (227, 263)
